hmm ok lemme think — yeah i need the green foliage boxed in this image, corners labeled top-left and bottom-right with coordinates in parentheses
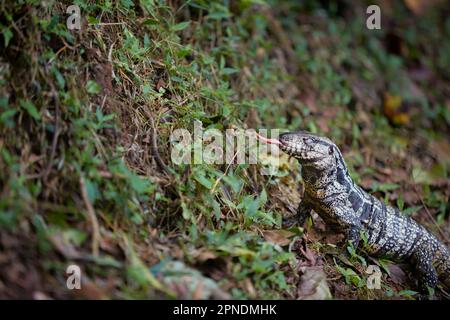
top-left (0, 0), bottom-right (448, 300)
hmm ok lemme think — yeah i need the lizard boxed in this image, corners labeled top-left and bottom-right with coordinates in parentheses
top-left (258, 131), bottom-right (450, 293)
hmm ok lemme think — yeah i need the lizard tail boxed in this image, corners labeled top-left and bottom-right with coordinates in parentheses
top-left (434, 243), bottom-right (450, 289)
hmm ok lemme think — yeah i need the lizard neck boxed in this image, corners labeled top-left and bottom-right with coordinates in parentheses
top-left (334, 148), bottom-right (355, 191)
top-left (302, 164), bottom-right (335, 189)
top-left (301, 148), bottom-right (354, 194)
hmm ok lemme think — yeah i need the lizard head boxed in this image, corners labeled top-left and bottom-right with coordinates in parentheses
top-left (278, 131), bottom-right (337, 168)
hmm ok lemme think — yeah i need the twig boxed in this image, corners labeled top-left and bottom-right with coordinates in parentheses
top-left (26, 91), bottom-right (60, 181)
top-left (80, 176), bottom-right (101, 257)
top-left (108, 41), bottom-right (116, 79)
top-left (89, 22), bottom-right (125, 26)
top-left (143, 109), bottom-right (170, 174)
top-left (9, 18), bottom-right (26, 42)
top-left (210, 151), bottom-right (238, 194)
top-left (48, 45), bottom-right (67, 64)
top-left (412, 184), bottom-right (446, 240)
top-left (43, 96), bottom-right (60, 181)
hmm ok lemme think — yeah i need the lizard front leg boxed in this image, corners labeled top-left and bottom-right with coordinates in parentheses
top-left (347, 225), bottom-right (361, 248)
top-left (297, 201), bottom-right (312, 227)
top-left (333, 200), bottom-right (362, 248)
top-left (282, 200), bottom-right (312, 228)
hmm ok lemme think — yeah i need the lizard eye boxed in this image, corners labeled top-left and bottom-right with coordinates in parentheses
top-left (328, 146), bottom-right (334, 155)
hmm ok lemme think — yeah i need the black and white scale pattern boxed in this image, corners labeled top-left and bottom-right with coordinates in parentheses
top-left (278, 131), bottom-right (450, 292)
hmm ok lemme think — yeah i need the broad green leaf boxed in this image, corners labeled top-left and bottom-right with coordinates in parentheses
top-left (86, 80), bottom-right (101, 94)
top-left (171, 21), bottom-right (190, 31)
top-left (193, 171), bottom-right (213, 189)
top-left (2, 28), bottom-right (13, 48)
top-left (19, 99), bottom-right (40, 120)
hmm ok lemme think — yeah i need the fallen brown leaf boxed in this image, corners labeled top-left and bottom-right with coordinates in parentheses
top-left (263, 229), bottom-right (295, 246)
top-left (191, 249), bottom-right (217, 262)
top-left (297, 266), bottom-right (332, 300)
top-left (387, 263), bottom-right (407, 284)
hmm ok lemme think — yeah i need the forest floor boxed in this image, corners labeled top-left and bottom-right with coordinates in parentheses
top-left (0, 1), bottom-right (449, 299)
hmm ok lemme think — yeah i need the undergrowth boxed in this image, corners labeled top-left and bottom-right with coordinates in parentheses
top-left (0, 0), bottom-right (449, 299)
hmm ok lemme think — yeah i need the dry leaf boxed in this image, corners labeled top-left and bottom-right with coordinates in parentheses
top-left (404, 0), bottom-right (444, 15)
top-left (191, 249), bottom-right (217, 262)
top-left (156, 78), bottom-right (166, 91)
top-left (48, 233), bottom-right (81, 259)
top-left (263, 230), bottom-right (295, 246)
top-left (297, 266), bottom-right (332, 300)
top-left (387, 263), bottom-right (407, 284)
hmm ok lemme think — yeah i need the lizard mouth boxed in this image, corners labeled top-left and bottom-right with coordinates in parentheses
top-left (255, 132), bottom-right (299, 156)
top-left (255, 133), bottom-right (283, 146)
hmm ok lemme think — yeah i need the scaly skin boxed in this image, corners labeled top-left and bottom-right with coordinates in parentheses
top-left (277, 131), bottom-right (450, 292)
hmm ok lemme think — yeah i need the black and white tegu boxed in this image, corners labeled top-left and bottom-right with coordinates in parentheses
top-left (258, 131), bottom-right (450, 293)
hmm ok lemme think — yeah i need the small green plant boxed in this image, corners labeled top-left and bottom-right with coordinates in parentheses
top-left (0, 0), bottom-right (448, 300)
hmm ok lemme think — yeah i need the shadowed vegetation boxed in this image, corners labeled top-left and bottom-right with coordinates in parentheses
top-left (0, 0), bottom-right (449, 299)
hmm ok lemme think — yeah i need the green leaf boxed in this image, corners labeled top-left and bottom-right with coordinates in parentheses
top-left (181, 202), bottom-right (192, 221)
top-left (396, 194), bottom-right (404, 211)
top-left (222, 67), bottom-right (239, 75)
top-left (131, 213), bottom-right (144, 225)
top-left (142, 19), bottom-right (159, 26)
top-left (2, 28), bottom-right (13, 48)
top-left (259, 189), bottom-right (267, 207)
top-left (402, 205), bottom-right (422, 216)
top-left (397, 290), bottom-right (418, 297)
top-left (19, 99), bottom-right (40, 120)
top-left (221, 173), bottom-right (242, 193)
top-left (126, 240), bottom-right (165, 291)
top-left (52, 67), bottom-right (66, 89)
top-left (87, 16), bottom-right (100, 25)
top-left (1, 109), bottom-right (17, 126)
top-left (254, 210), bottom-right (276, 226)
top-left (171, 21), bottom-right (190, 32)
top-left (244, 196), bottom-right (259, 218)
top-left (84, 178), bottom-right (99, 203)
top-left (0, 96), bottom-right (8, 108)
top-left (207, 12), bottom-right (232, 20)
top-left (86, 80), bottom-right (101, 94)
top-left (370, 182), bottom-right (400, 192)
top-left (129, 175), bottom-right (151, 194)
top-left (64, 229), bottom-right (88, 246)
top-left (193, 170), bottom-right (213, 189)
